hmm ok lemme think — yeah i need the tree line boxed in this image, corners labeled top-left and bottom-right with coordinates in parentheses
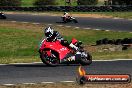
top-left (0, 0), bottom-right (131, 6)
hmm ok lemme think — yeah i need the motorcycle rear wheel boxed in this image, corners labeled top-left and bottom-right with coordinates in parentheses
top-left (0, 15), bottom-right (6, 19)
top-left (40, 50), bottom-right (59, 67)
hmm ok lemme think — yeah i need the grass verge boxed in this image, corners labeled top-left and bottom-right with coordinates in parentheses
top-left (21, 0), bottom-right (104, 7)
top-left (0, 21), bottom-right (132, 63)
top-left (21, 0), bottom-right (35, 7)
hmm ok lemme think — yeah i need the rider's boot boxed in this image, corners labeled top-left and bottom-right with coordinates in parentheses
top-left (60, 53), bottom-right (74, 63)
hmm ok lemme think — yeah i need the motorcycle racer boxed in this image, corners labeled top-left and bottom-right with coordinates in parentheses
top-left (44, 27), bottom-right (78, 50)
top-left (0, 12), bottom-right (6, 19)
top-left (44, 27), bottom-right (79, 62)
top-left (44, 27), bottom-right (63, 42)
top-left (39, 27), bottom-right (92, 66)
top-left (63, 12), bottom-right (71, 22)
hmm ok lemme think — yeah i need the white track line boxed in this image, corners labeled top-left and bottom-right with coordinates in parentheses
top-left (11, 62), bottom-right (42, 65)
top-left (113, 18), bottom-right (123, 20)
top-left (65, 26), bottom-right (71, 28)
top-left (32, 23), bottom-right (40, 25)
top-left (105, 30), bottom-right (110, 32)
top-left (0, 62), bottom-right (42, 65)
top-left (57, 25), bottom-right (63, 27)
top-left (48, 24), bottom-right (53, 25)
top-left (94, 29), bottom-right (101, 31)
top-left (75, 27), bottom-right (80, 29)
top-left (3, 84), bottom-right (15, 86)
top-left (21, 22), bottom-right (29, 24)
top-left (41, 82), bottom-right (54, 84)
top-left (0, 64), bottom-right (7, 65)
top-left (31, 14), bottom-right (37, 15)
top-left (11, 21), bottom-right (17, 23)
top-left (23, 83), bottom-right (36, 85)
top-left (93, 59), bottom-right (132, 61)
top-left (60, 81), bottom-right (75, 83)
top-left (118, 31), bottom-right (123, 32)
top-left (51, 15), bottom-right (58, 16)
top-left (83, 28), bottom-right (91, 30)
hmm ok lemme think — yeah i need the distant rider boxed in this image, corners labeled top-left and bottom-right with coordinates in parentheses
top-left (63, 12), bottom-right (71, 21)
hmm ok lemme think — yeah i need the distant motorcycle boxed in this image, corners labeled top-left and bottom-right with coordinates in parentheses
top-left (61, 16), bottom-right (78, 23)
top-left (0, 12), bottom-right (7, 19)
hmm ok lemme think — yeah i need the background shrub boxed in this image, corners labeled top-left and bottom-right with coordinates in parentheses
top-left (33, 0), bottom-right (58, 6)
top-left (0, 0), bottom-right (21, 6)
top-left (112, 0), bottom-right (132, 5)
top-left (77, 0), bottom-right (98, 5)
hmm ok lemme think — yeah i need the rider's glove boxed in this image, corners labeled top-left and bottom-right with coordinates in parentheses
top-left (69, 43), bottom-right (78, 51)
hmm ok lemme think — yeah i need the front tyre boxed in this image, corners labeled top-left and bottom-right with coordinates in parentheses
top-left (79, 52), bottom-right (92, 65)
top-left (40, 50), bottom-right (59, 67)
top-left (73, 19), bottom-right (78, 23)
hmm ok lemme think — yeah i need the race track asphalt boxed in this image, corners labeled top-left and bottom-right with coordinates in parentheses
top-left (5, 14), bottom-right (132, 32)
top-left (0, 60), bottom-right (132, 84)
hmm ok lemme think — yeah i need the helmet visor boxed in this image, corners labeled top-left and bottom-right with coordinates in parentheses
top-left (45, 32), bottom-right (52, 38)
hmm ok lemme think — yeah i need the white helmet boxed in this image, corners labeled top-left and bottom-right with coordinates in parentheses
top-left (44, 27), bottom-right (54, 38)
top-left (64, 12), bottom-right (68, 15)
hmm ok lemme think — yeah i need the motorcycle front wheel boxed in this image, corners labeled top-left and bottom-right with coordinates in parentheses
top-left (79, 51), bottom-right (92, 65)
top-left (40, 50), bottom-right (59, 67)
top-left (73, 19), bottom-right (78, 23)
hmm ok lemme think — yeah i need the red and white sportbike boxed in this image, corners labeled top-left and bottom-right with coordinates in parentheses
top-left (39, 38), bottom-right (92, 66)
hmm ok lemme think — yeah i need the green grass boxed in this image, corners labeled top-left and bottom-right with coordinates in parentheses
top-left (21, 0), bottom-right (77, 7)
top-left (0, 27), bottom-right (42, 63)
top-left (21, 0), bottom-right (35, 7)
top-left (93, 50), bottom-right (132, 60)
top-left (0, 21), bottom-right (132, 63)
top-left (59, 28), bottom-right (132, 44)
top-left (56, 0), bottom-right (77, 6)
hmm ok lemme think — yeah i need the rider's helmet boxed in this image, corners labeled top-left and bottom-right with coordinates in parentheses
top-left (44, 27), bottom-right (54, 38)
top-left (64, 12), bottom-right (68, 15)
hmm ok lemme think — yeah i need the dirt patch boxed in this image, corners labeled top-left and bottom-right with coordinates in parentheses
top-left (0, 82), bottom-right (132, 88)
top-left (85, 45), bottom-right (124, 52)
top-left (72, 14), bottom-right (112, 18)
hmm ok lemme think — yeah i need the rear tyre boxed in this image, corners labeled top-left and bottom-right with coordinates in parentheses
top-left (2, 16), bottom-right (6, 19)
top-left (40, 50), bottom-right (59, 67)
top-left (0, 15), bottom-right (6, 19)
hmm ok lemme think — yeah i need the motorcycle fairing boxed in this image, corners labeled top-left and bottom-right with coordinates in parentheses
top-left (40, 40), bottom-right (71, 60)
